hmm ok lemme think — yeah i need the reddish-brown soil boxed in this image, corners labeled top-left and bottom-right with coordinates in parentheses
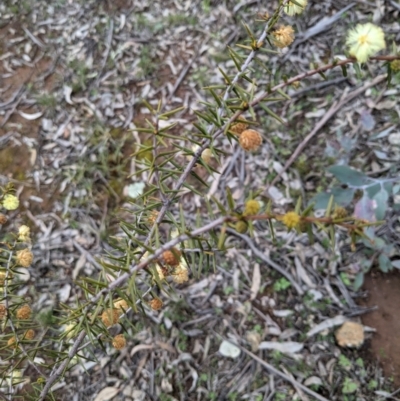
top-left (362, 271), bottom-right (400, 387)
top-left (0, 22), bottom-right (58, 215)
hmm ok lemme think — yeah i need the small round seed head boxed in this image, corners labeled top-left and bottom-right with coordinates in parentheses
top-left (272, 25), bottom-right (295, 48)
top-left (7, 336), bottom-right (18, 349)
top-left (101, 308), bottom-right (119, 327)
top-left (172, 264), bottom-right (189, 284)
top-left (230, 122), bottom-right (248, 136)
top-left (0, 213), bottom-right (7, 225)
top-left (114, 299), bottom-right (129, 315)
top-left (244, 200), bottom-right (261, 216)
top-left (332, 206), bottom-right (348, 220)
top-left (149, 298), bottom-right (163, 311)
top-left (0, 304), bottom-right (7, 319)
top-left (162, 248), bottom-right (181, 266)
top-left (23, 329), bottom-right (35, 340)
top-left (281, 211), bottom-right (301, 230)
top-left (16, 249), bottom-right (34, 267)
top-left (239, 129), bottom-right (262, 152)
top-left (235, 220), bottom-right (248, 234)
top-left (16, 304), bottom-right (32, 320)
top-left (391, 60), bottom-right (400, 72)
top-left (112, 334), bottom-right (126, 350)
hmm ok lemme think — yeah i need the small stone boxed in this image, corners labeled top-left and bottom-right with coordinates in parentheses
top-left (388, 132), bottom-right (400, 146)
top-left (335, 321), bottom-right (364, 348)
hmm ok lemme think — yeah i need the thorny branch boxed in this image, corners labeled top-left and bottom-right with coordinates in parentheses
top-left (37, 6), bottom-right (400, 397)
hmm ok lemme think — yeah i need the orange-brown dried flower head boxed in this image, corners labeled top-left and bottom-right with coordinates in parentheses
top-left (101, 308), bottom-right (119, 327)
top-left (239, 129), bottom-right (262, 152)
top-left (272, 25), bottom-right (295, 48)
top-left (23, 329), bottom-right (35, 340)
top-left (230, 122), bottom-right (248, 136)
top-left (162, 248), bottom-right (181, 267)
top-left (0, 213), bottom-right (7, 225)
top-left (7, 336), bottom-right (18, 349)
top-left (149, 298), bottom-right (163, 311)
top-left (113, 299), bottom-right (129, 315)
top-left (112, 334), bottom-right (126, 350)
top-left (281, 211), bottom-right (301, 230)
top-left (0, 272), bottom-right (6, 286)
top-left (16, 249), bottom-right (33, 267)
top-left (172, 264), bottom-right (189, 284)
top-left (16, 304), bottom-right (32, 320)
top-left (147, 210), bottom-right (159, 225)
top-left (0, 304), bottom-right (7, 319)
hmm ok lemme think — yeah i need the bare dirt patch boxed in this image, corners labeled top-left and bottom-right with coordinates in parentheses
top-left (362, 271), bottom-right (400, 387)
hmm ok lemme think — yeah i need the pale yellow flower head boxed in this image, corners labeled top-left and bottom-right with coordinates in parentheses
top-left (172, 261), bottom-right (189, 284)
top-left (272, 25), bottom-right (295, 48)
top-left (18, 225), bottom-right (31, 242)
top-left (2, 194), bottom-right (19, 211)
top-left (284, 0), bottom-right (307, 16)
top-left (346, 23), bottom-right (385, 63)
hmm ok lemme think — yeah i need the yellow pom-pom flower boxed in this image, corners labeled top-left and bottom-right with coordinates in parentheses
top-left (346, 23), bottom-right (385, 63)
top-left (272, 25), bottom-right (295, 48)
top-left (281, 211), bottom-right (301, 230)
top-left (16, 304), bottom-right (32, 320)
top-left (0, 304), bottom-right (7, 319)
top-left (284, 0), bottom-right (307, 16)
top-left (23, 329), bottom-right (35, 340)
top-left (2, 194), bottom-right (19, 211)
top-left (239, 129), bottom-right (262, 152)
top-left (149, 298), bottom-right (163, 311)
top-left (244, 200), bottom-right (260, 216)
top-left (391, 59), bottom-right (400, 72)
top-left (112, 334), bottom-right (126, 350)
top-left (101, 308), bottom-right (119, 327)
top-left (16, 249), bottom-right (34, 267)
top-left (172, 262), bottom-right (189, 284)
top-left (113, 299), bottom-right (129, 315)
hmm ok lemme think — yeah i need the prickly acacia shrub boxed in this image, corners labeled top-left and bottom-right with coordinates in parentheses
top-left (1, 2), bottom-right (398, 399)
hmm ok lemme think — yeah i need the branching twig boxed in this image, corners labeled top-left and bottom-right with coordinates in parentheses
top-left (226, 228), bottom-right (304, 295)
top-left (239, 344), bottom-right (331, 401)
